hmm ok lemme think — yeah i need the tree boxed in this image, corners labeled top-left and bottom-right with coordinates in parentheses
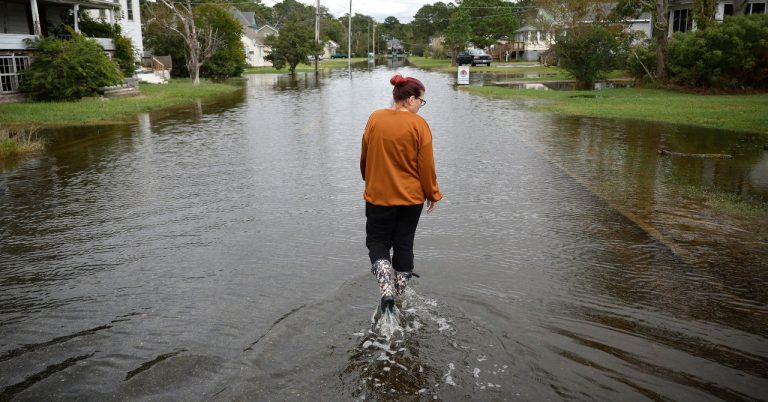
top-left (459, 0), bottom-right (521, 48)
top-left (692, 0), bottom-right (718, 30)
top-left (732, 0), bottom-right (749, 16)
top-left (443, 9), bottom-right (473, 64)
top-left (613, 0), bottom-right (670, 82)
top-left (412, 2), bottom-right (454, 42)
top-left (156, 0), bottom-right (227, 84)
top-left (271, 0), bottom-right (315, 27)
top-left (264, 21), bottom-right (322, 74)
top-left (142, 1), bottom-right (188, 77)
top-left (380, 16), bottom-right (405, 44)
top-left (553, 24), bottom-right (629, 89)
top-left (196, 4), bottom-right (246, 80)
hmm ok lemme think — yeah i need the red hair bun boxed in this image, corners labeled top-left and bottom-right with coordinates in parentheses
top-left (390, 74), bottom-right (407, 86)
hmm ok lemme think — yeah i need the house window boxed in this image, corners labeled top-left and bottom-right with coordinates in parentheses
top-left (747, 2), bottom-right (766, 13)
top-left (0, 55), bottom-right (30, 93)
top-left (724, 2), bottom-right (765, 15)
top-left (126, 0), bottom-right (134, 21)
top-left (672, 9), bottom-right (692, 32)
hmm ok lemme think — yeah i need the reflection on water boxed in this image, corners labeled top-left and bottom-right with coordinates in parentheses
top-left (0, 68), bottom-right (767, 401)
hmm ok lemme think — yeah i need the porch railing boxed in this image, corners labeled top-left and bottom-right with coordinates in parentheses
top-left (152, 57), bottom-right (165, 73)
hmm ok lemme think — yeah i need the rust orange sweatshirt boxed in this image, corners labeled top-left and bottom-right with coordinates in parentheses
top-left (360, 109), bottom-right (443, 206)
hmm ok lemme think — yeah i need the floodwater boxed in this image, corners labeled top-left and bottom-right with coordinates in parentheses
top-left (1, 67), bottom-right (767, 401)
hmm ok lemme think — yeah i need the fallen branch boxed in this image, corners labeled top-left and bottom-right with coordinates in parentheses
top-left (657, 148), bottom-right (733, 159)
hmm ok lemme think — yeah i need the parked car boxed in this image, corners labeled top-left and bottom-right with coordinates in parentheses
top-left (331, 53), bottom-right (349, 59)
top-left (307, 55), bottom-right (324, 61)
top-left (456, 49), bottom-right (492, 66)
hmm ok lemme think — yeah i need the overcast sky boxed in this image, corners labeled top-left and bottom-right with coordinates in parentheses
top-left (261, 0), bottom-right (455, 22)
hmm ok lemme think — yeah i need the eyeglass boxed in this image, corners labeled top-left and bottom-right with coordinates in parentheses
top-left (416, 97), bottom-right (427, 106)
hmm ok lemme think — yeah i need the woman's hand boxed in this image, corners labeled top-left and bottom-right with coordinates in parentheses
top-left (426, 199), bottom-right (438, 214)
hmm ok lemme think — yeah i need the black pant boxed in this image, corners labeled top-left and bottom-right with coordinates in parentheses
top-left (365, 202), bottom-right (424, 273)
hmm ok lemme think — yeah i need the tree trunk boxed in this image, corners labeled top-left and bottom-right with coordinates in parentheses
top-left (188, 56), bottom-right (200, 85)
top-left (654, 0), bottom-right (669, 82)
top-left (732, 0), bottom-right (748, 16)
top-left (187, 16), bottom-right (201, 85)
top-left (575, 80), bottom-right (592, 90)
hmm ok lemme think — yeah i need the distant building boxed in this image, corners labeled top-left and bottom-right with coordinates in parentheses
top-left (386, 38), bottom-right (403, 55)
top-left (243, 25), bottom-right (278, 67)
top-left (322, 40), bottom-right (339, 59)
top-left (230, 9), bottom-right (277, 67)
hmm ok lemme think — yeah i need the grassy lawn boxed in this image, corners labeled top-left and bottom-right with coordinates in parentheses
top-left (245, 57), bottom-right (368, 74)
top-left (408, 56), bottom-right (631, 81)
top-left (461, 86), bottom-right (768, 134)
top-left (0, 79), bottom-right (243, 127)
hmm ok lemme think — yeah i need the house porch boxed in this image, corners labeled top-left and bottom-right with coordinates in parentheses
top-left (1, 0), bottom-right (119, 93)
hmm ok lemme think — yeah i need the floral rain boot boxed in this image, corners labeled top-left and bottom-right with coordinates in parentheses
top-left (394, 271), bottom-right (413, 299)
top-left (394, 271), bottom-right (420, 305)
top-left (371, 259), bottom-right (395, 312)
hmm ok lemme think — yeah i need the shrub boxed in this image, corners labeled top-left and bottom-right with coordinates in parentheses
top-left (113, 34), bottom-right (136, 76)
top-left (552, 24), bottom-right (629, 89)
top-left (64, 12), bottom-right (136, 76)
top-left (21, 32), bottom-right (123, 101)
top-left (626, 41), bottom-right (656, 82)
top-left (667, 14), bottom-right (768, 89)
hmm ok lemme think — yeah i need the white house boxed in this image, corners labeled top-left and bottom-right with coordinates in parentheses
top-left (0, 0), bottom-right (143, 97)
top-left (87, 0), bottom-right (143, 58)
top-left (322, 40), bottom-right (339, 59)
top-left (242, 25), bottom-right (278, 67)
top-left (229, 9), bottom-right (276, 68)
top-left (512, 1), bottom-right (765, 62)
top-left (667, 0), bottom-right (766, 34)
top-left (512, 25), bottom-right (554, 61)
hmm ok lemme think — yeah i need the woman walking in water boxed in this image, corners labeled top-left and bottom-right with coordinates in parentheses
top-left (360, 73), bottom-right (443, 313)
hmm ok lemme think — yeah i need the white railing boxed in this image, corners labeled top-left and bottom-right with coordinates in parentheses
top-left (0, 34), bottom-right (37, 50)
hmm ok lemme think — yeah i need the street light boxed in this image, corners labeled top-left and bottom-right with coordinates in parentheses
top-left (315, 0), bottom-right (319, 75)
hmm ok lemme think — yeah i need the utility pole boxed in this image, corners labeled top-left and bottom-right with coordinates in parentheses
top-left (348, 0), bottom-right (352, 70)
top-left (372, 22), bottom-right (375, 60)
top-left (315, 0), bottom-right (320, 75)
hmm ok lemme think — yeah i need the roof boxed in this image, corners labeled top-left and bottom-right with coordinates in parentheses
top-left (243, 27), bottom-right (264, 46)
top-left (256, 25), bottom-right (278, 35)
top-left (230, 9), bottom-right (256, 28)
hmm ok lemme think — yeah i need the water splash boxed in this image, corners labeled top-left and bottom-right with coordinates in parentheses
top-left (371, 308), bottom-right (403, 340)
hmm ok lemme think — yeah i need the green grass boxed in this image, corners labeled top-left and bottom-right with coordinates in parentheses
top-left (681, 184), bottom-right (768, 218)
top-left (461, 86), bottom-right (768, 134)
top-left (409, 56), bottom-right (629, 81)
top-left (0, 79), bottom-right (243, 127)
top-left (244, 57), bottom-right (368, 74)
top-left (406, 56), bottom-right (453, 69)
top-left (0, 128), bottom-right (44, 159)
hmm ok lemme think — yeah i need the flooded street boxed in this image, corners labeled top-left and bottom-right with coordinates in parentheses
top-left (1, 67), bottom-right (767, 401)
